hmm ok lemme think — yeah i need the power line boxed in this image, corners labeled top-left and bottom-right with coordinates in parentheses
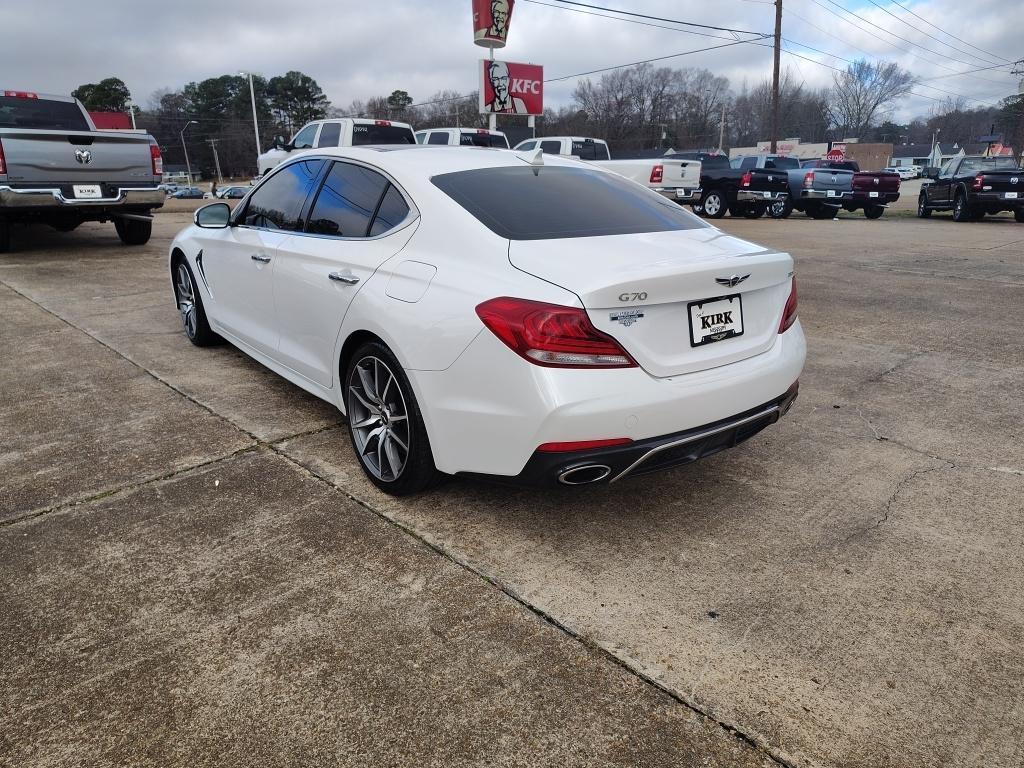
top-left (550, 0), bottom-right (769, 38)
top-left (546, 40), bottom-right (752, 82)
top-left (862, 0), bottom-right (1003, 67)
top-left (887, 0), bottom-right (1014, 64)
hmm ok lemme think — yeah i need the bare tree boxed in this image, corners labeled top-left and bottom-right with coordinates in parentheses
top-left (828, 59), bottom-right (916, 138)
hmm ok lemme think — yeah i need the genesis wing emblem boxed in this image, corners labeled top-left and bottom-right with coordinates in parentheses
top-left (715, 274), bottom-right (750, 288)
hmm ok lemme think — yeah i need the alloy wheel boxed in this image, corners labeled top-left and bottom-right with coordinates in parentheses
top-left (704, 193), bottom-right (722, 216)
top-left (347, 355), bottom-right (410, 482)
top-left (175, 263), bottom-right (198, 338)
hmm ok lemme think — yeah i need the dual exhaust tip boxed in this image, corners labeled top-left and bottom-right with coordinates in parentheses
top-left (557, 464), bottom-right (612, 485)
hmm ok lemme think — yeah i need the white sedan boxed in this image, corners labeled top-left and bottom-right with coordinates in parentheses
top-left (169, 147), bottom-right (805, 495)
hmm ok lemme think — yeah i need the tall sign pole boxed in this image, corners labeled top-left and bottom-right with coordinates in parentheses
top-left (770, 0), bottom-right (782, 153)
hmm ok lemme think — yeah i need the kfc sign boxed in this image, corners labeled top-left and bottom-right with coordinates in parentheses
top-left (479, 60), bottom-right (543, 116)
top-left (473, 0), bottom-right (515, 48)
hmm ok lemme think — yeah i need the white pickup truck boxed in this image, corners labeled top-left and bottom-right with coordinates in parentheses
top-left (0, 90), bottom-right (165, 253)
top-left (415, 127), bottom-right (510, 148)
top-left (257, 118), bottom-right (416, 176)
top-left (511, 136), bottom-right (701, 202)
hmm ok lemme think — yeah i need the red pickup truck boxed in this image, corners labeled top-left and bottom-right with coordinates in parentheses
top-left (801, 160), bottom-right (901, 219)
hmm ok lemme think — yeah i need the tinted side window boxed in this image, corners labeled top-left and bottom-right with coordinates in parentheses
top-left (369, 185), bottom-right (411, 237)
top-left (740, 157), bottom-right (757, 170)
top-left (317, 122), bottom-right (341, 148)
top-left (306, 162), bottom-right (389, 237)
top-left (517, 141), bottom-right (536, 151)
top-left (242, 160), bottom-right (324, 231)
top-left (428, 132), bottom-right (449, 145)
top-left (540, 140), bottom-right (562, 155)
top-left (292, 124), bottom-right (318, 149)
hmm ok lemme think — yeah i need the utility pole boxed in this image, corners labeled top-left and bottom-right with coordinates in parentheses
top-left (208, 139), bottom-right (223, 184)
top-left (180, 120), bottom-right (197, 185)
top-left (718, 101), bottom-right (726, 153)
top-left (770, 0), bottom-right (782, 153)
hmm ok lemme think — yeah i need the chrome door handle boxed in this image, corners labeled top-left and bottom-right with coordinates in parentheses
top-left (251, 254), bottom-right (271, 263)
top-left (328, 272), bottom-right (360, 285)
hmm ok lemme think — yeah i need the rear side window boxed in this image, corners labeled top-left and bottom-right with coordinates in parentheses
top-left (517, 141), bottom-right (536, 151)
top-left (369, 186), bottom-right (411, 236)
top-left (241, 159), bottom-right (324, 231)
top-left (460, 132), bottom-right (509, 148)
top-left (0, 97), bottom-right (89, 130)
top-left (317, 122), bottom-right (341, 148)
top-left (432, 166), bottom-right (705, 241)
top-left (306, 161), bottom-right (391, 237)
top-left (739, 157), bottom-right (757, 170)
top-left (351, 124), bottom-right (416, 145)
top-left (428, 132), bottom-right (449, 145)
top-left (415, 132), bottom-right (427, 144)
top-left (571, 141), bottom-right (610, 161)
top-left (540, 140), bottom-right (562, 155)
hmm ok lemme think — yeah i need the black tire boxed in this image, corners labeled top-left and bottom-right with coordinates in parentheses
top-left (1015, 209), bottom-right (1024, 223)
top-left (864, 205), bottom-right (885, 220)
top-left (0, 221), bottom-right (10, 254)
top-left (917, 194), bottom-right (931, 218)
top-left (701, 189), bottom-right (727, 219)
top-left (806, 204), bottom-right (835, 220)
top-left (345, 341), bottom-right (441, 496)
top-left (691, 202), bottom-right (705, 216)
top-left (768, 199), bottom-right (793, 219)
top-left (952, 192), bottom-right (976, 223)
top-left (743, 205), bottom-right (766, 219)
top-left (171, 258), bottom-right (220, 347)
top-left (115, 217), bottom-right (152, 245)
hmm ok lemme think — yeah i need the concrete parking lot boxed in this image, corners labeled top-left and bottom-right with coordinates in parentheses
top-left (2, 199), bottom-right (1022, 768)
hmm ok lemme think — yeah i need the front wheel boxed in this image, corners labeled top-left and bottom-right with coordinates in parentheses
top-left (115, 217), bottom-right (152, 245)
top-left (345, 341), bottom-right (440, 496)
top-left (768, 199), bottom-right (793, 219)
top-left (172, 259), bottom-right (220, 347)
top-left (701, 190), bottom-right (727, 219)
top-left (864, 205), bottom-right (885, 220)
top-left (917, 194), bottom-right (931, 218)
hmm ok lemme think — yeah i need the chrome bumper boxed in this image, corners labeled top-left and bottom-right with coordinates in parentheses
top-left (800, 189), bottom-right (853, 201)
top-left (0, 185), bottom-right (166, 209)
top-left (657, 187), bottom-right (702, 201)
top-left (737, 190), bottom-right (788, 203)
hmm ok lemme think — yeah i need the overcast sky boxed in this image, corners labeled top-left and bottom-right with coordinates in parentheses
top-left (3, 0), bottom-right (1020, 124)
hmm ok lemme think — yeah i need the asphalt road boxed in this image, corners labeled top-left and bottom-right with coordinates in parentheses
top-left (1, 199), bottom-right (1022, 768)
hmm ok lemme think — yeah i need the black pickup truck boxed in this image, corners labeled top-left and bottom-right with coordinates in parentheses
top-left (667, 152), bottom-right (790, 219)
top-left (918, 155), bottom-right (1024, 222)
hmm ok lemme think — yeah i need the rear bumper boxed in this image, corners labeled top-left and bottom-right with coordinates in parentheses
top-left (737, 189), bottom-right (788, 203)
top-left (973, 192), bottom-right (1024, 208)
top-left (657, 187), bottom-right (702, 201)
top-left (483, 382), bottom-right (799, 487)
top-left (800, 189), bottom-right (853, 202)
top-left (848, 191), bottom-right (900, 206)
top-left (0, 185), bottom-right (165, 212)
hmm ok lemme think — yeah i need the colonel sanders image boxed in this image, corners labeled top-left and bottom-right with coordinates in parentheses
top-left (488, 0), bottom-right (510, 39)
top-left (485, 60), bottom-right (528, 114)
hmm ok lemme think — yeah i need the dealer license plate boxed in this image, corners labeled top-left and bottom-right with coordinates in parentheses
top-left (826, 190), bottom-right (838, 197)
top-left (688, 294), bottom-right (744, 347)
top-left (869, 191), bottom-right (880, 198)
top-left (1005, 192), bottom-right (1018, 199)
top-left (73, 185), bottom-right (102, 199)
top-left (762, 191), bottom-right (772, 198)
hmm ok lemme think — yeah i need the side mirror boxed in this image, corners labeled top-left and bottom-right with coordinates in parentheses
top-left (194, 202), bottom-right (231, 229)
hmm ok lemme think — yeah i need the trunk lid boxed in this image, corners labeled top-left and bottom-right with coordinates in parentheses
top-left (508, 228), bottom-right (794, 378)
top-left (0, 129), bottom-right (157, 184)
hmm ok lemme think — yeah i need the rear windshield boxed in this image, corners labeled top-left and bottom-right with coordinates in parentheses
top-left (961, 157), bottom-right (1020, 173)
top-left (460, 132), bottom-right (509, 148)
top-left (351, 124), bottom-right (416, 145)
top-left (0, 97), bottom-right (89, 130)
top-left (765, 156), bottom-right (799, 170)
top-left (432, 165), bottom-right (705, 240)
top-left (570, 141), bottom-right (611, 161)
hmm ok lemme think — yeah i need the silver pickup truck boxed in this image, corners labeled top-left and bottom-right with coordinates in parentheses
top-left (0, 90), bottom-right (165, 253)
top-left (731, 155), bottom-right (854, 219)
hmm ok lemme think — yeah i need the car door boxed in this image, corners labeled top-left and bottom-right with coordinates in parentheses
top-left (316, 122), bottom-right (341, 148)
top-left (931, 158), bottom-right (957, 206)
top-left (200, 159), bottom-right (325, 356)
top-left (272, 161), bottom-right (418, 387)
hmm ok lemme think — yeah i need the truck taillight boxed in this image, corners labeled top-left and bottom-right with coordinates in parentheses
top-left (972, 173), bottom-right (984, 191)
top-left (374, 120), bottom-right (391, 126)
top-left (0, 138), bottom-right (6, 175)
top-left (650, 164), bottom-right (664, 184)
top-left (803, 171), bottom-right (814, 188)
top-left (150, 143), bottom-right (163, 176)
top-left (741, 171), bottom-right (753, 187)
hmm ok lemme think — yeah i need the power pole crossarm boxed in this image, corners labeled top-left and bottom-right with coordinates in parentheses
top-left (770, 0), bottom-right (782, 154)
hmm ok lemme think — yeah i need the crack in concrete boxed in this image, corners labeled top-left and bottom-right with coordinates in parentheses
top-left (2, 279), bottom-right (796, 767)
top-left (842, 461), bottom-right (954, 545)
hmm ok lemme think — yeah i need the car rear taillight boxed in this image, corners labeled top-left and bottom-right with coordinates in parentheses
top-left (650, 164), bottom-right (664, 184)
top-left (476, 297), bottom-right (637, 369)
top-left (779, 278), bottom-right (798, 333)
top-left (741, 171), bottom-right (753, 187)
top-left (150, 143), bottom-right (163, 176)
top-left (3, 90), bottom-right (37, 99)
top-left (972, 173), bottom-right (984, 191)
top-left (803, 171), bottom-right (814, 188)
top-left (0, 138), bottom-right (6, 175)
top-left (537, 438), bottom-right (634, 453)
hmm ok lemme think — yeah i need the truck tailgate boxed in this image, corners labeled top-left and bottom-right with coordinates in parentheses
top-left (0, 129), bottom-right (156, 184)
top-left (853, 172), bottom-right (899, 193)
